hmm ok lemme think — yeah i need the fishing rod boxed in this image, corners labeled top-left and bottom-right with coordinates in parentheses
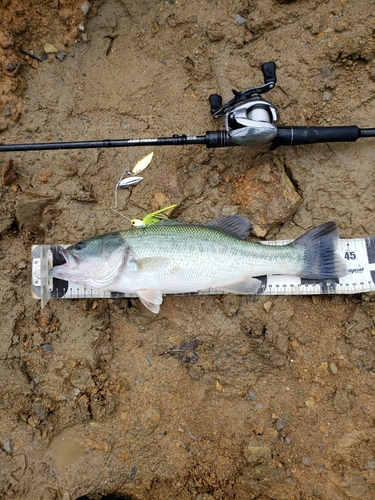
top-left (1, 62), bottom-right (375, 152)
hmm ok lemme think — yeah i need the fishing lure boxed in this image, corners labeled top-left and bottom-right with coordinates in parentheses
top-left (110, 152), bottom-right (154, 214)
top-left (131, 204), bottom-right (177, 227)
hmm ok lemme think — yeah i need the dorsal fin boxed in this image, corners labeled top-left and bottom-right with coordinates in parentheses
top-left (203, 215), bottom-right (252, 240)
top-left (152, 214), bottom-right (252, 240)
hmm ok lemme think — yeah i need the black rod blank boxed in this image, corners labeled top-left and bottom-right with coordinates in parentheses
top-left (0, 127), bottom-right (374, 152)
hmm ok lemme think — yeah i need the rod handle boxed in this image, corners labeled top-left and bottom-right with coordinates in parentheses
top-left (271, 126), bottom-right (361, 149)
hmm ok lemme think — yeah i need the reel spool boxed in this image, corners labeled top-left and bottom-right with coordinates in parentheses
top-left (210, 61), bottom-right (278, 145)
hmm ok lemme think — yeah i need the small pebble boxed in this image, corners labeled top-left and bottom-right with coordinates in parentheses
top-left (248, 391), bottom-right (256, 401)
top-left (329, 362), bottom-right (338, 374)
top-left (188, 430), bottom-right (196, 440)
top-left (254, 404), bottom-right (263, 410)
top-left (145, 353), bottom-right (153, 366)
top-left (56, 51), bottom-right (67, 61)
top-left (302, 456), bottom-right (310, 466)
top-left (32, 402), bottom-right (46, 419)
top-left (1, 439), bottom-right (13, 454)
top-left (18, 260), bottom-right (27, 269)
top-left (276, 419), bottom-right (286, 430)
top-left (44, 43), bottom-right (58, 54)
top-left (129, 465), bottom-right (137, 480)
top-left (81, 0), bottom-right (90, 15)
top-left (263, 300), bottom-right (272, 312)
top-left (4, 107), bottom-right (11, 116)
top-left (235, 14), bottom-right (247, 26)
top-left (42, 344), bottom-right (53, 352)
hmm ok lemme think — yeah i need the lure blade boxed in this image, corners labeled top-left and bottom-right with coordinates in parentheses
top-left (132, 152), bottom-right (154, 175)
top-left (118, 176), bottom-right (143, 188)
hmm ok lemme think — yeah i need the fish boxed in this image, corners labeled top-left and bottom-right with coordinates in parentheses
top-left (49, 216), bottom-right (348, 314)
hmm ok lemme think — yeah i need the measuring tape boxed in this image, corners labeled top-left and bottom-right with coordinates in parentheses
top-left (32, 236), bottom-right (375, 308)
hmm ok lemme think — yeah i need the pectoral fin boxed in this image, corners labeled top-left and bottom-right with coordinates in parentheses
top-left (218, 277), bottom-right (262, 294)
top-left (136, 288), bottom-right (163, 313)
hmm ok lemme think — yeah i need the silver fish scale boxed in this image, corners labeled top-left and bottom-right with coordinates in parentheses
top-left (114, 224), bottom-right (305, 294)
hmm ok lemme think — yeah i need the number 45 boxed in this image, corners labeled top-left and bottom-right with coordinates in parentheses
top-left (345, 251), bottom-right (356, 260)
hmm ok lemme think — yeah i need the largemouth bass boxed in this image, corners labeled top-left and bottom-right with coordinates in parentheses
top-left (49, 216), bottom-right (347, 313)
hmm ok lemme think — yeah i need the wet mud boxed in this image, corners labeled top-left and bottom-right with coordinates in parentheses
top-left (1, 1), bottom-right (375, 499)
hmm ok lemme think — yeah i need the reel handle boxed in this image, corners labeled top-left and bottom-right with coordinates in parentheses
top-left (261, 62), bottom-right (277, 87)
top-left (209, 94), bottom-right (223, 116)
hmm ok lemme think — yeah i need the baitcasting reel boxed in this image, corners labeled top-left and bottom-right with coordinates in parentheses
top-left (209, 62), bottom-right (278, 146)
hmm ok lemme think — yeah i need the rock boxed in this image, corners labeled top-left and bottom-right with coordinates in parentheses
top-left (305, 398), bottom-right (315, 408)
top-left (0, 31), bottom-right (14, 48)
top-left (15, 192), bottom-right (59, 234)
top-left (129, 465), bottom-right (137, 480)
top-left (2, 158), bottom-right (16, 186)
top-left (0, 439), bottom-right (13, 454)
top-left (81, 1), bottom-right (91, 16)
top-left (235, 15), bottom-right (247, 26)
top-left (333, 389), bottom-right (351, 414)
top-left (244, 444), bottom-right (271, 464)
top-left (231, 155), bottom-right (302, 236)
top-left (43, 43), bottom-right (59, 54)
top-left (56, 51), bottom-right (67, 61)
top-left (263, 300), bottom-right (272, 312)
top-left (340, 471), bottom-right (370, 499)
top-left (329, 362), bottom-right (338, 374)
top-left (0, 55), bottom-right (21, 76)
top-left (276, 419), bottom-right (286, 430)
top-left (32, 402), bottom-right (46, 419)
top-left (206, 23), bottom-right (225, 42)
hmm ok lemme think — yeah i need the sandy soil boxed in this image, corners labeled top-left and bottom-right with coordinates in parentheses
top-left (1, 1), bottom-right (375, 499)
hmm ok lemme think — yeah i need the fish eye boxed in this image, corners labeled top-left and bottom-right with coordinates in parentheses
top-left (74, 241), bottom-right (86, 251)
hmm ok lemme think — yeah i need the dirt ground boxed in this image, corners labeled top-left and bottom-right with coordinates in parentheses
top-left (1, 0), bottom-right (375, 499)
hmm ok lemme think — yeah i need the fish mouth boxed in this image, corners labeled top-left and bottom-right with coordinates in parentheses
top-left (49, 248), bottom-right (80, 280)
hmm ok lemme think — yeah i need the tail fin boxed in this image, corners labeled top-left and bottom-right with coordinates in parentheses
top-left (293, 222), bottom-right (348, 279)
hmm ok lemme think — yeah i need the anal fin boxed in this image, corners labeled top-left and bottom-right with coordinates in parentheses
top-left (218, 277), bottom-right (261, 294)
